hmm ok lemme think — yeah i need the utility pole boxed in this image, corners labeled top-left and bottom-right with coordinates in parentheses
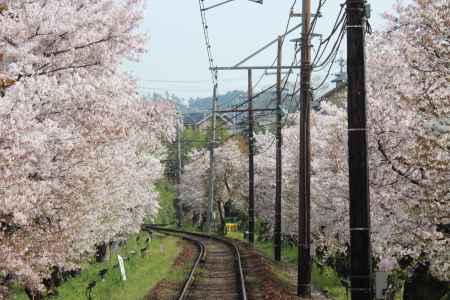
top-left (233, 96), bottom-right (238, 134)
top-left (274, 36), bottom-right (283, 261)
top-left (207, 27), bottom-right (303, 244)
top-left (298, 0), bottom-right (312, 297)
top-left (207, 83), bottom-right (218, 233)
top-left (247, 69), bottom-right (255, 244)
top-left (176, 114), bottom-right (182, 227)
top-left (346, 0), bottom-right (372, 299)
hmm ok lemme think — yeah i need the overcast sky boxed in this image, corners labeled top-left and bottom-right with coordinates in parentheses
top-left (123, 0), bottom-right (401, 99)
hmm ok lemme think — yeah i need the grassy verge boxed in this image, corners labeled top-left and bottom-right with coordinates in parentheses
top-left (227, 231), bottom-right (410, 300)
top-left (145, 237), bottom-right (198, 299)
top-left (226, 231), bottom-right (347, 299)
top-left (10, 232), bottom-right (181, 300)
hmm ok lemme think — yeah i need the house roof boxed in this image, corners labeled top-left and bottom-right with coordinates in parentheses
top-left (183, 112), bottom-right (207, 125)
top-left (313, 82), bottom-right (347, 110)
top-left (316, 82), bottom-right (347, 101)
top-left (196, 113), bottom-right (234, 127)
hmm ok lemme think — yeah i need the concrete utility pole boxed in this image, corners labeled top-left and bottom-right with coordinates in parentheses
top-left (176, 114), bottom-right (182, 227)
top-left (298, 0), bottom-right (312, 297)
top-left (209, 29), bottom-right (303, 244)
top-left (274, 36), bottom-right (283, 261)
top-left (247, 69), bottom-right (255, 244)
top-left (207, 83), bottom-right (218, 233)
top-left (346, 0), bottom-right (372, 298)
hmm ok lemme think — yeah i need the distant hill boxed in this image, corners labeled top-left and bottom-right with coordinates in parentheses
top-left (188, 88), bottom-right (298, 113)
top-left (188, 90), bottom-right (245, 112)
top-left (144, 88), bottom-right (299, 130)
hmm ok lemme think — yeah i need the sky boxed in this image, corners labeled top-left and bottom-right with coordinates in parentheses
top-left (123, 0), bottom-right (402, 100)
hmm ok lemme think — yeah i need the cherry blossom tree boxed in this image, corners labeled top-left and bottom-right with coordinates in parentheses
top-left (0, 0), bottom-right (176, 298)
top-left (179, 139), bottom-right (248, 231)
top-left (311, 0), bottom-right (449, 283)
top-left (176, 0), bottom-right (449, 290)
top-left (366, 0), bottom-right (449, 282)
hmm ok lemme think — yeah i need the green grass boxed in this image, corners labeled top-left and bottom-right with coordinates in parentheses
top-left (7, 285), bottom-right (28, 300)
top-left (154, 179), bottom-right (177, 225)
top-left (311, 265), bottom-right (348, 300)
top-left (226, 231), bottom-right (348, 299)
top-left (10, 232), bottom-right (182, 300)
top-left (226, 231), bottom-right (413, 299)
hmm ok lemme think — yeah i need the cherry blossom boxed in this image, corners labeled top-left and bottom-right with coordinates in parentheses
top-left (0, 0), bottom-right (176, 297)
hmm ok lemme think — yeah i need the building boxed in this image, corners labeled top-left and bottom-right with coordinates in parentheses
top-left (313, 82), bottom-right (347, 110)
top-left (313, 57), bottom-right (347, 110)
top-left (183, 112), bottom-right (207, 128)
top-left (196, 114), bottom-right (234, 133)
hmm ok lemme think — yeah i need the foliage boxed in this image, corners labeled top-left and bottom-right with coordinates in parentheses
top-left (225, 231), bottom-right (348, 299)
top-left (10, 233), bottom-right (181, 300)
top-left (50, 233), bottom-right (180, 300)
top-left (154, 180), bottom-right (177, 225)
top-left (165, 122), bottom-right (230, 180)
top-left (0, 0), bottom-right (176, 297)
top-left (179, 0), bottom-right (450, 288)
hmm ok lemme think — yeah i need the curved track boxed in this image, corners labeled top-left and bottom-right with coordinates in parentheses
top-left (143, 226), bottom-right (247, 300)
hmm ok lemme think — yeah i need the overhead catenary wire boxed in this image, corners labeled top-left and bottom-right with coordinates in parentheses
top-left (311, 20), bottom-right (347, 90)
top-left (193, 0), bottom-right (306, 115)
top-left (139, 77), bottom-right (245, 84)
top-left (229, 74), bottom-right (301, 159)
top-left (198, 0), bottom-right (219, 86)
top-left (251, 0), bottom-right (299, 91)
top-left (139, 86), bottom-right (215, 93)
top-left (311, 3), bottom-right (346, 66)
top-left (312, 16), bottom-right (347, 70)
top-left (229, 48), bottom-right (300, 120)
top-left (245, 0), bottom-right (327, 114)
top-left (191, 0), bottom-right (345, 153)
top-left (222, 45), bottom-right (301, 113)
top-left (194, 0), bottom-right (342, 114)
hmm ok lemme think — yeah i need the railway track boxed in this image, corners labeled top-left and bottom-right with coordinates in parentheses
top-left (143, 225), bottom-right (247, 300)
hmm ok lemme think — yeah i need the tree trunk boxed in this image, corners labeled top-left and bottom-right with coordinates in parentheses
top-left (403, 264), bottom-right (449, 300)
top-left (25, 288), bottom-right (43, 300)
top-left (200, 212), bottom-right (207, 232)
top-left (95, 242), bottom-right (107, 262)
top-left (217, 201), bottom-right (225, 235)
top-left (192, 211), bottom-right (200, 227)
top-left (42, 266), bottom-right (62, 295)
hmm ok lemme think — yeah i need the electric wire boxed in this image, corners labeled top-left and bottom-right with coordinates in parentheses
top-left (312, 16), bottom-right (347, 70)
top-left (311, 2), bottom-right (346, 67)
top-left (194, 0), bottom-right (344, 152)
top-left (198, 0), bottom-right (219, 85)
top-left (251, 0), bottom-right (299, 91)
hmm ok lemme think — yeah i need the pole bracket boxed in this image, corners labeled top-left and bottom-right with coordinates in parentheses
top-left (350, 227), bottom-right (370, 231)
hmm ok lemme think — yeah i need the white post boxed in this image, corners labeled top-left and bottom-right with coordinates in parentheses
top-left (375, 272), bottom-right (388, 299)
top-left (117, 255), bottom-right (127, 281)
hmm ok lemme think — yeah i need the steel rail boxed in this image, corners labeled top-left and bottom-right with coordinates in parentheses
top-left (143, 225), bottom-right (248, 300)
top-left (142, 226), bottom-right (206, 300)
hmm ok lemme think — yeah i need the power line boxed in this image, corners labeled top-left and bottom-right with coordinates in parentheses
top-left (311, 2), bottom-right (346, 66)
top-left (139, 77), bottom-right (244, 84)
top-left (139, 86), bottom-right (214, 93)
top-left (198, 0), bottom-right (218, 86)
top-left (312, 18), bottom-right (346, 70)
